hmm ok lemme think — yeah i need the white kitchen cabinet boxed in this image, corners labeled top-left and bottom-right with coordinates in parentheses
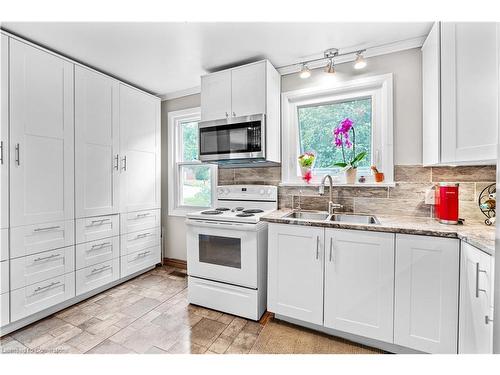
top-left (324, 229), bottom-right (395, 343)
top-left (394, 234), bottom-right (459, 353)
top-left (75, 66), bottom-right (120, 218)
top-left (119, 84), bottom-right (161, 213)
top-left (76, 258), bottom-right (120, 296)
top-left (459, 242), bottom-right (494, 353)
top-left (201, 70), bottom-right (232, 121)
top-left (9, 39), bottom-right (74, 227)
top-left (1, 34), bottom-right (9, 231)
top-left (422, 22), bottom-right (498, 165)
top-left (268, 223), bottom-right (324, 325)
top-left (231, 62), bottom-right (266, 118)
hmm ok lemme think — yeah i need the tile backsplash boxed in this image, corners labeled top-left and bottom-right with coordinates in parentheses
top-left (218, 165), bottom-right (496, 223)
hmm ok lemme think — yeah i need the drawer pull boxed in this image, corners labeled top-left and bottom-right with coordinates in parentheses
top-left (136, 213), bottom-right (151, 218)
top-left (90, 265), bottom-right (112, 275)
top-left (135, 250), bottom-right (151, 259)
top-left (485, 316), bottom-right (494, 325)
top-left (33, 225), bottom-right (60, 232)
top-left (475, 262), bottom-right (488, 298)
top-left (90, 241), bottom-right (111, 250)
top-left (136, 232), bottom-right (151, 239)
top-left (89, 218), bottom-right (111, 226)
top-left (33, 281), bottom-right (61, 294)
top-left (33, 253), bottom-right (61, 262)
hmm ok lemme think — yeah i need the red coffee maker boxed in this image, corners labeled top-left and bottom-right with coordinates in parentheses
top-left (435, 182), bottom-right (460, 224)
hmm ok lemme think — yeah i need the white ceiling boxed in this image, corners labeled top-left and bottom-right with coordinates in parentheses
top-left (1, 22), bottom-right (433, 97)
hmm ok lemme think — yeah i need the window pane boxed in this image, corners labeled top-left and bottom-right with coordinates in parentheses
top-left (181, 121), bottom-right (199, 161)
top-left (297, 97), bottom-right (372, 172)
top-left (179, 164), bottom-right (212, 207)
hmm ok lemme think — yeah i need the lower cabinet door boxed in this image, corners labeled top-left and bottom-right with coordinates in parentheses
top-left (121, 245), bottom-right (160, 278)
top-left (459, 242), bottom-right (494, 353)
top-left (76, 258), bottom-right (120, 296)
top-left (120, 227), bottom-right (160, 256)
top-left (394, 234), bottom-right (459, 353)
top-left (267, 223), bottom-right (324, 325)
top-left (324, 229), bottom-right (395, 343)
top-left (0, 259), bottom-right (8, 295)
top-left (10, 273), bottom-right (75, 322)
top-left (1, 292), bottom-right (9, 327)
top-left (75, 236), bottom-right (120, 270)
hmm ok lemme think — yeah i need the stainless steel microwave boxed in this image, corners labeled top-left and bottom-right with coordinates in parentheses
top-left (198, 114), bottom-right (266, 162)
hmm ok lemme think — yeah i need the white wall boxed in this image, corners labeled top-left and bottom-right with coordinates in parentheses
top-left (162, 48), bottom-right (423, 260)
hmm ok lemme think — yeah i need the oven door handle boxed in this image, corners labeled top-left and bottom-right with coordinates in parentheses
top-left (186, 219), bottom-right (261, 231)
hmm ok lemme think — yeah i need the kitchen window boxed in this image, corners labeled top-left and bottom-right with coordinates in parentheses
top-left (282, 73), bottom-right (394, 185)
top-left (168, 107), bottom-right (217, 216)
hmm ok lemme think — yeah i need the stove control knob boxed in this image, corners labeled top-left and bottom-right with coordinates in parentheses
top-left (259, 188), bottom-right (265, 195)
top-left (267, 189), bottom-right (272, 196)
top-left (218, 188), bottom-right (225, 195)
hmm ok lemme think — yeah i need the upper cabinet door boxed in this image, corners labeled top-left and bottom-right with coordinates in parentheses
top-left (200, 70), bottom-right (231, 121)
top-left (9, 40), bottom-right (74, 227)
top-left (75, 66), bottom-right (119, 218)
top-left (324, 229), bottom-right (395, 343)
top-left (267, 223), bottom-right (324, 325)
top-left (119, 84), bottom-right (160, 213)
top-left (1, 35), bottom-right (9, 230)
top-left (231, 62), bottom-right (266, 118)
top-left (422, 22), bottom-right (441, 166)
top-left (440, 22), bottom-right (498, 163)
top-left (394, 234), bottom-right (459, 353)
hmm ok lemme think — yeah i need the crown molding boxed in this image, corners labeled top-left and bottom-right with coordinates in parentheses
top-left (277, 36), bottom-right (427, 76)
top-left (160, 85), bottom-right (201, 101)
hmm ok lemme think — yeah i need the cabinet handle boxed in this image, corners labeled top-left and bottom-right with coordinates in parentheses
top-left (114, 154), bottom-right (119, 171)
top-left (135, 250), bottom-right (151, 259)
top-left (0, 140), bottom-right (3, 164)
top-left (476, 262), bottom-right (487, 297)
top-left (90, 264), bottom-right (111, 275)
top-left (34, 225), bottom-right (60, 232)
top-left (33, 281), bottom-right (61, 294)
top-left (136, 213), bottom-right (151, 218)
top-left (136, 232), bottom-right (151, 239)
top-left (232, 112), bottom-right (236, 117)
top-left (122, 155), bottom-right (127, 171)
top-left (33, 253), bottom-right (61, 262)
top-left (15, 143), bottom-right (20, 166)
top-left (329, 237), bottom-right (333, 262)
top-left (316, 236), bottom-right (320, 260)
top-left (90, 241), bottom-right (111, 250)
top-left (225, 112), bottom-right (229, 118)
top-left (90, 218), bottom-right (110, 225)
top-left (485, 316), bottom-right (494, 325)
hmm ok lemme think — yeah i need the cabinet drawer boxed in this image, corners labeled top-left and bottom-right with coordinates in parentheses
top-left (10, 273), bottom-right (75, 322)
top-left (75, 236), bottom-right (119, 270)
top-left (121, 228), bottom-right (160, 256)
top-left (76, 214), bottom-right (119, 244)
top-left (1, 228), bottom-right (8, 261)
top-left (76, 258), bottom-right (119, 296)
top-left (1, 260), bottom-right (8, 294)
top-left (1, 292), bottom-right (9, 327)
top-left (120, 209), bottom-right (160, 234)
top-left (10, 221), bottom-right (74, 259)
top-left (120, 245), bottom-right (160, 278)
top-left (10, 246), bottom-right (74, 291)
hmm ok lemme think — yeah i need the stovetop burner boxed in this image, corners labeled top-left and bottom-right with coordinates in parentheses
top-left (236, 213), bottom-right (254, 217)
top-left (201, 210), bottom-right (223, 215)
top-left (215, 207), bottom-right (230, 211)
top-left (231, 207), bottom-right (245, 212)
top-left (243, 209), bottom-right (264, 214)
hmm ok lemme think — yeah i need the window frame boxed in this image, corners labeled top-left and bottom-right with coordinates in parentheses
top-left (167, 107), bottom-right (218, 216)
top-left (281, 73), bottom-right (394, 185)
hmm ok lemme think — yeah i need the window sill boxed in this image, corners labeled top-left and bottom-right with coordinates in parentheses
top-left (279, 181), bottom-right (396, 188)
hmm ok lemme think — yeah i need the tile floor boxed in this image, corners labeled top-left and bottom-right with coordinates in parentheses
top-left (0, 265), bottom-right (383, 354)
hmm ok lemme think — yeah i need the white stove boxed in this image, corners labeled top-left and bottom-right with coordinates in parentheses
top-left (186, 185), bottom-right (277, 321)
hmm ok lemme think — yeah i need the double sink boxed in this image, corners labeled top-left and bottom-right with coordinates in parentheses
top-left (284, 210), bottom-right (380, 225)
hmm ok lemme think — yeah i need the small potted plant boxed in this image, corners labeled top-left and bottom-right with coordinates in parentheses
top-left (332, 118), bottom-right (366, 184)
top-left (298, 152), bottom-right (316, 183)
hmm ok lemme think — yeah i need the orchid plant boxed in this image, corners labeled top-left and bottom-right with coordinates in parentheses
top-left (332, 118), bottom-right (366, 170)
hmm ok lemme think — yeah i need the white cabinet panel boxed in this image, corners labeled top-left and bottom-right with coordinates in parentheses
top-left (9, 39), bottom-right (74, 227)
top-left (76, 258), bottom-right (119, 296)
top-left (120, 209), bottom-right (160, 234)
top-left (119, 84), bottom-right (160, 213)
top-left (324, 229), bottom-right (395, 343)
top-left (0, 292), bottom-right (8, 327)
top-left (231, 62), bottom-right (266, 118)
top-left (201, 70), bottom-right (231, 121)
top-left (75, 66), bottom-right (120, 218)
top-left (120, 245), bottom-right (160, 278)
top-left (267, 223), bottom-right (324, 325)
top-left (75, 236), bottom-right (119, 270)
top-left (10, 220), bottom-right (74, 259)
top-left (121, 227), bottom-right (160, 256)
top-left (0, 228), bottom-right (8, 261)
top-left (459, 242), bottom-right (494, 353)
top-left (1, 34), bottom-right (9, 230)
top-left (75, 214), bottom-right (119, 244)
top-left (0, 260), bottom-right (8, 294)
top-left (394, 234), bottom-right (459, 353)
top-left (10, 272), bottom-right (75, 322)
top-left (10, 246), bottom-right (74, 290)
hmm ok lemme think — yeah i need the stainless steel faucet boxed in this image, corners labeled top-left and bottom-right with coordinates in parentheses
top-left (319, 175), bottom-right (343, 214)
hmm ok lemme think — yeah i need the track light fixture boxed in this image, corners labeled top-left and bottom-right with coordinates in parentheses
top-left (299, 64), bottom-right (311, 79)
top-left (354, 51), bottom-right (367, 70)
top-left (324, 58), bottom-right (336, 74)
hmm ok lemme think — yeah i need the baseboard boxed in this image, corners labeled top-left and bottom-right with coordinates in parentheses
top-left (164, 257), bottom-right (187, 269)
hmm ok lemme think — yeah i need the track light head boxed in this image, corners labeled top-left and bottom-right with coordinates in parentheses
top-left (299, 64), bottom-right (311, 79)
top-left (354, 52), bottom-right (367, 70)
top-left (324, 58), bottom-right (336, 74)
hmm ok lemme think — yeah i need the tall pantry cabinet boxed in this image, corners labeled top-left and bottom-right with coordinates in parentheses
top-left (0, 32), bottom-right (161, 334)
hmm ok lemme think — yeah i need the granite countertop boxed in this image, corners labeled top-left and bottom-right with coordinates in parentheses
top-left (261, 209), bottom-right (496, 256)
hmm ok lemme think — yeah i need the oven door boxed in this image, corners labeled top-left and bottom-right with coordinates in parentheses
top-left (186, 219), bottom-right (261, 289)
top-left (198, 114), bottom-right (265, 162)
